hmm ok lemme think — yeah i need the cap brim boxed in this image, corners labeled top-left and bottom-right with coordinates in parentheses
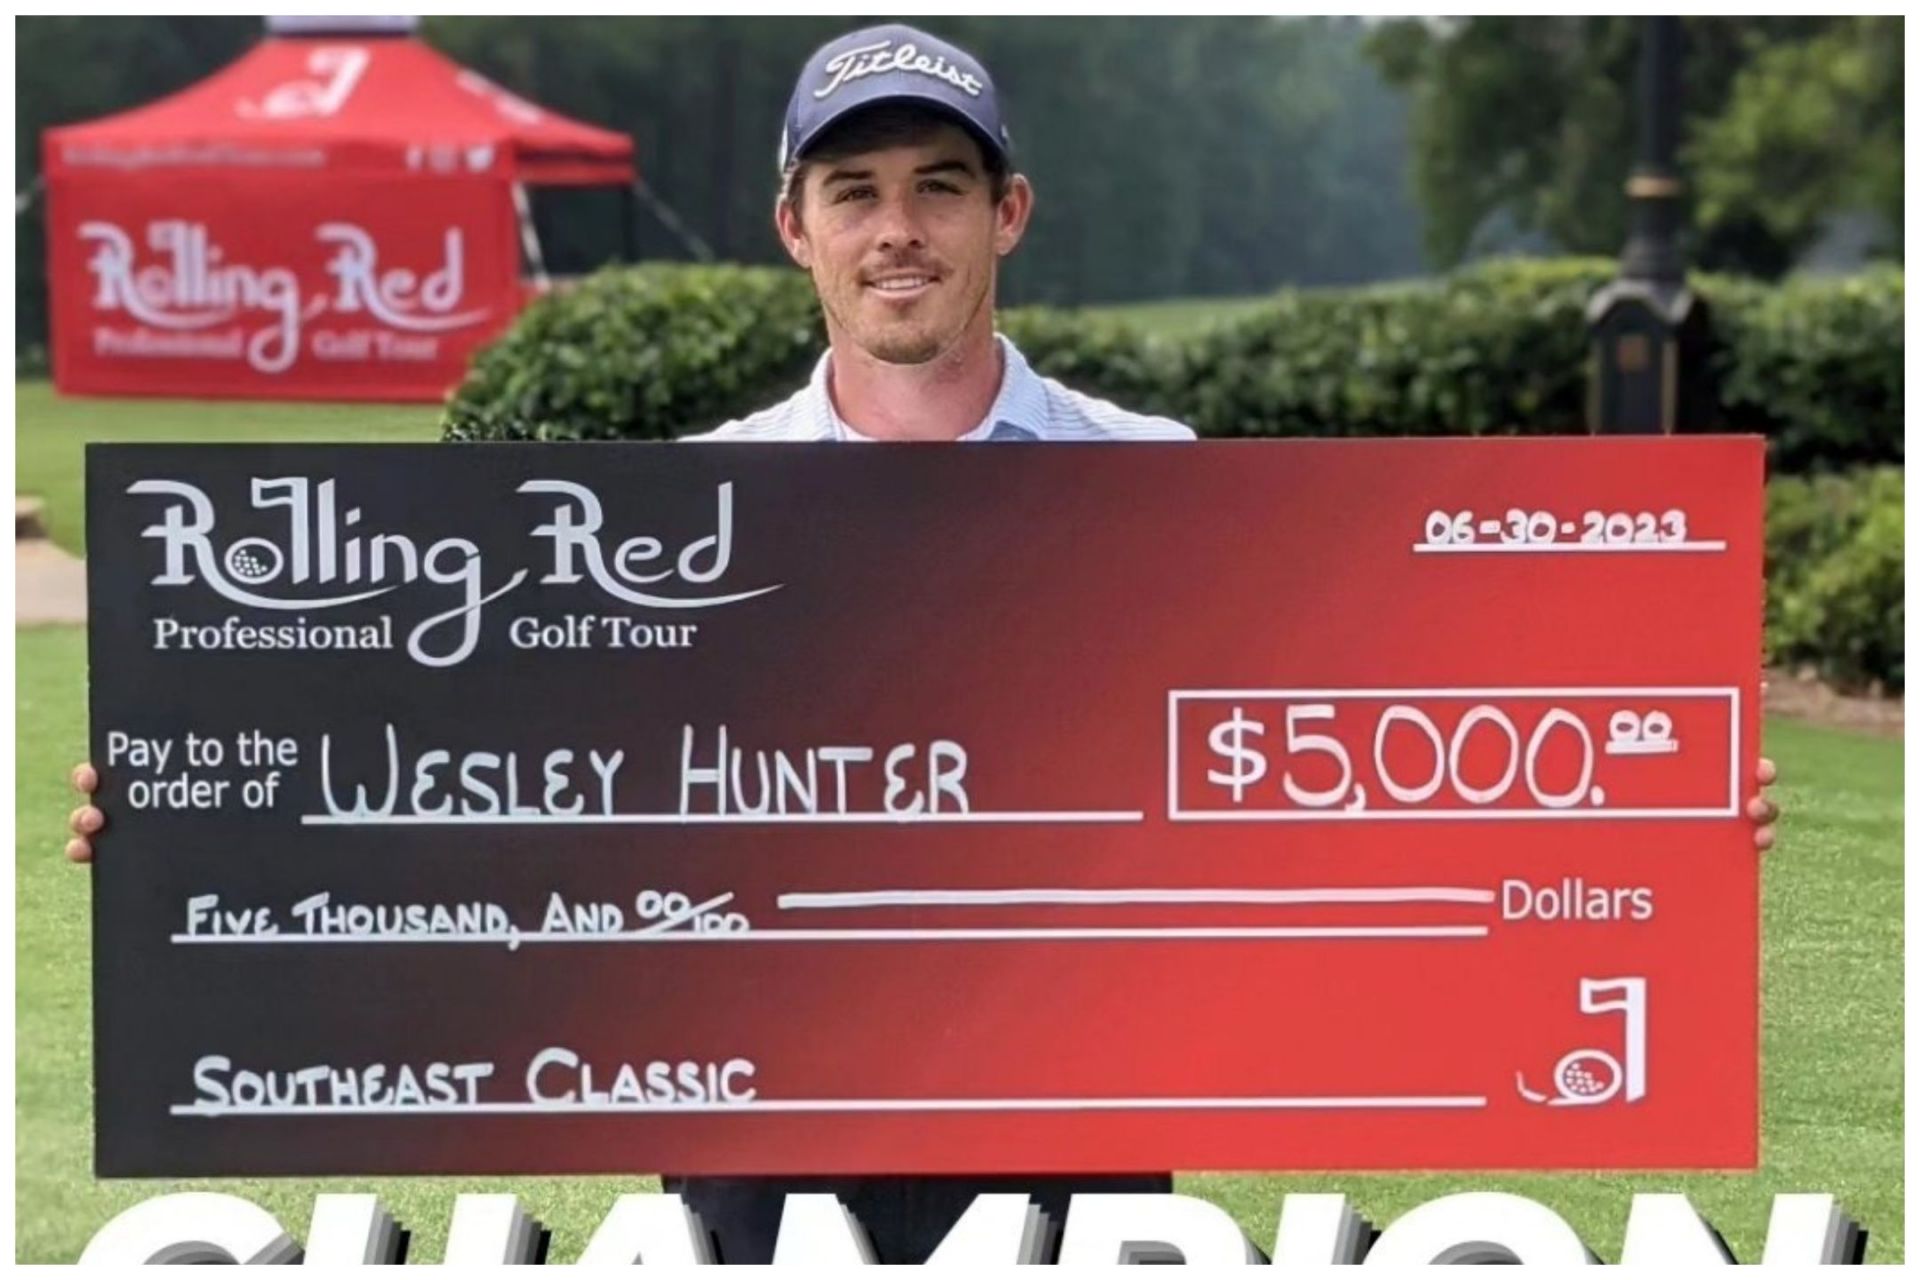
top-left (789, 86), bottom-right (1007, 170)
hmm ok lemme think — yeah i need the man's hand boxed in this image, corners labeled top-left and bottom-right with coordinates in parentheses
top-left (1748, 756), bottom-right (1779, 852)
top-left (66, 763), bottom-right (104, 864)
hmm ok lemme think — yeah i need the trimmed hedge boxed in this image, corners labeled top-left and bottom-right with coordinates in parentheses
top-left (442, 258), bottom-right (1902, 472)
top-left (1710, 268), bottom-right (1906, 473)
top-left (1166, 258), bottom-right (1605, 440)
top-left (1765, 467), bottom-right (1904, 692)
top-left (442, 264), bottom-right (821, 443)
top-left (996, 307), bottom-right (1181, 421)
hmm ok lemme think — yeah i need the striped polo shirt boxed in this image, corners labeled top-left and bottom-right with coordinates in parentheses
top-left (684, 334), bottom-right (1196, 443)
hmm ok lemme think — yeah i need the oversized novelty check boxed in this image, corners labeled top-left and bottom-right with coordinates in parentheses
top-left (87, 438), bottom-right (1762, 1176)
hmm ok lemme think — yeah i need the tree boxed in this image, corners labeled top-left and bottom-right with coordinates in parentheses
top-left (1689, 17), bottom-right (1903, 269)
top-left (1366, 17), bottom-right (1897, 276)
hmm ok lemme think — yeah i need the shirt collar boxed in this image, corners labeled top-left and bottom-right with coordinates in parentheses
top-left (807, 334), bottom-right (1048, 442)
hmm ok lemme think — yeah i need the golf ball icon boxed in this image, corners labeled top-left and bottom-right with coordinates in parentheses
top-left (223, 538), bottom-right (283, 584)
top-left (1550, 1049), bottom-right (1623, 1104)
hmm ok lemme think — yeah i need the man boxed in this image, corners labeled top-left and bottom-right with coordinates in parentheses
top-left (685, 25), bottom-right (1193, 448)
top-left (675, 25), bottom-right (1188, 1261)
top-left (66, 21), bottom-right (1781, 1265)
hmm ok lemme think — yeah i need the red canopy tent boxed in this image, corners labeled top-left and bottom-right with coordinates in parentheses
top-left (43, 25), bottom-right (634, 401)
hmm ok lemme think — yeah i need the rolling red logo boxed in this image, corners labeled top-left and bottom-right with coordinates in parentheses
top-left (78, 218), bottom-right (490, 374)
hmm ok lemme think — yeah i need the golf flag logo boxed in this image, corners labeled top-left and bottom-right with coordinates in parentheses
top-left (1517, 977), bottom-right (1648, 1108)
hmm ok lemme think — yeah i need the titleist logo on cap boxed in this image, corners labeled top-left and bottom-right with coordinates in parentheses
top-left (815, 40), bottom-right (984, 100)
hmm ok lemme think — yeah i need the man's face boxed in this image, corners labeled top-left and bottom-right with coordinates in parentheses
top-left (777, 122), bottom-right (1032, 365)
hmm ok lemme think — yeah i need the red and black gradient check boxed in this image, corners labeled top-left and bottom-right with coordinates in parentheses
top-left (86, 437), bottom-right (1763, 1176)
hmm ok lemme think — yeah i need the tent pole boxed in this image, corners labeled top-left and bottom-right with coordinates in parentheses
top-left (620, 183), bottom-right (637, 264)
top-left (15, 173), bottom-right (44, 217)
top-left (632, 176), bottom-right (714, 263)
top-left (511, 181), bottom-right (551, 291)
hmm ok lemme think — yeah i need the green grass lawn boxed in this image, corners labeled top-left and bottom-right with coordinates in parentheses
top-left (11, 383), bottom-right (1904, 1261)
top-left (15, 383), bottom-right (441, 556)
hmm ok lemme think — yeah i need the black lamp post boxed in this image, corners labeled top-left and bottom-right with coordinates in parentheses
top-left (1587, 16), bottom-right (1711, 434)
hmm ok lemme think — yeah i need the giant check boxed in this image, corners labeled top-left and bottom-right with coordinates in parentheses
top-left (87, 439), bottom-right (1762, 1176)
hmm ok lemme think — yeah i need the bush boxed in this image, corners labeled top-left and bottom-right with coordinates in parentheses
top-left (1169, 258), bottom-right (1611, 439)
top-left (998, 307), bottom-right (1179, 418)
top-left (442, 264), bottom-right (822, 442)
top-left (1765, 467), bottom-right (1904, 691)
top-left (1710, 266), bottom-right (1905, 473)
top-left (1165, 257), bottom-right (1903, 456)
top-left (442, 258), bottom-right (1903, 475)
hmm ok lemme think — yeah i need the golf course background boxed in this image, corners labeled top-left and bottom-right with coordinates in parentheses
top-left (14, 380), bottom-right (1903, 1262)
